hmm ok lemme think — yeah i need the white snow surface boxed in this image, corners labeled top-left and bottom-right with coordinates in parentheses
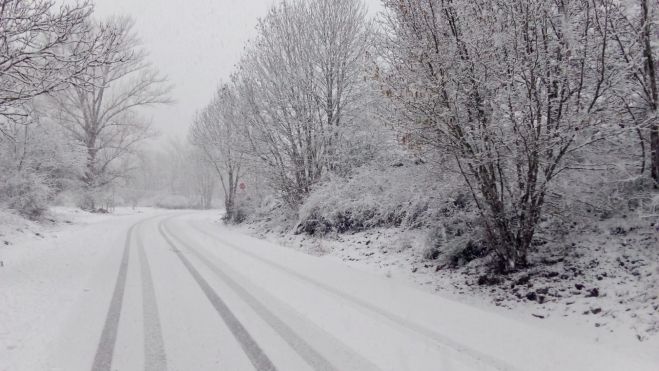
top-left (0, 208), bottom-right (657, 371)
top-left (237, 214), bottom-right (659, 368)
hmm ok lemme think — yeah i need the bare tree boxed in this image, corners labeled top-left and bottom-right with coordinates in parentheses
top-left (605, 0), bottom-right (659, 186)
top-left (188, 149), bottom-right (216, 210)
top-left (190, 83), bottom-right (244, 221)
top-left (235, 0), bottom-right (372, 207)
top-left (0, 0), bottom-right (130, 217)
top-left (50, 17), bottom-right (171, 208)
top-left (0, 0), bottom-right (116, 140)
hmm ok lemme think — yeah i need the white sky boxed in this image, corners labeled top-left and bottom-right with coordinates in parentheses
top-left (90, 0), bottom-right (384, 146)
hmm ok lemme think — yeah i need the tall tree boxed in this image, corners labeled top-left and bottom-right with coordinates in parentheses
top-left (50, 17), bottom-right (171, 207)
top-left (236, 0), bottom-right (372, 207)
top-left (190, 83), bottom-right (244, 221)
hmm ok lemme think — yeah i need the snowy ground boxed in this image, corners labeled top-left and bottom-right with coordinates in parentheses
top-left (0, 207), bottom-right (163, 371)
top-left (237, 213), bottom-right (659, 365)
top-left (1, 208), bottom-right (657, 370)
top-left (0, 207), bottom-right (147, 250)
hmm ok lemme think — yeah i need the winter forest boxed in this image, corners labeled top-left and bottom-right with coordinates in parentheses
top-left (1, 0), bottom-right (659, 369)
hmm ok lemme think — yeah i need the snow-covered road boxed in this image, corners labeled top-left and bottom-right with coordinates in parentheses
top-left (1, 211), bottom-right (656, 371)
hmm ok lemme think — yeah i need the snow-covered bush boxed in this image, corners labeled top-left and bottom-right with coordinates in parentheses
top-left (0, 101), bottom-right (86, 216)
top-left (297, 161), bottom-right (473, 235)
top-left (235, 194), bottom-right (289, 225)
top-left (422, 213), bottom-right (486, 267)
top-left (0, 172), bottom-right (52, 220)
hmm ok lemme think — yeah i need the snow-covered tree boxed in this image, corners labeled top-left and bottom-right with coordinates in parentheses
top-left (190, 83), bottom-right (244, 220)
top-left (604, 0), bottom-right (659, 186)
top-left (0, 1), bottom-right (126, 217)
top-left (0, 0), bottom-right (111, 138)
top-left (380, 0), bottom-right (631, 271)
top-left (235, 0), bottom-right (373, 207)
top-left (49, 17), bottom-right (171, 209)
top-left (0, 100), bottom-right (85, 218)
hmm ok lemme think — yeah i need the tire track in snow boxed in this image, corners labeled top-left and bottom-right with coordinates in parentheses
top-left (157, 219), bottom-right (277, 371)
top-left (189, 219), bottom-right (519, 371)
top-left (90, 221), bottom-right (136, 371)
top-left (136, 227), bottom-right (167, 371)
top-left (162, 218), bottom-right (375, 371)
top-left (91, 214), bottom-right (169, 371)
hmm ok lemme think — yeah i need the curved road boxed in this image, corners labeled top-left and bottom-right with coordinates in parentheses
top-left (88, 213), bottom-right (476, 371)
top-left (1, 211), bottom-right (656, 371)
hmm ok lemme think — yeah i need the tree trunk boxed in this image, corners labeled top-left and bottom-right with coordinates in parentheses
top-left (652, 123), bottom-right (659, 186)
top-left (224, 195), bottom-right (234, 222)
top-left (641, 0), bottom-right (659, 186)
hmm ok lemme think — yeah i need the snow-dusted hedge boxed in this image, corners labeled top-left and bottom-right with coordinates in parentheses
top-left (297, 163), bottom-right (472, 235)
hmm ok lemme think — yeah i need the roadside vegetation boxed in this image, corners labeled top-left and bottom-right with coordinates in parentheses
top-left (191, 0), bottom-right (659, 271)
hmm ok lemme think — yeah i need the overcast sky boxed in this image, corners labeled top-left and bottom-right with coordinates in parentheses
top-left (90, 0), bottom-right (384, 147)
